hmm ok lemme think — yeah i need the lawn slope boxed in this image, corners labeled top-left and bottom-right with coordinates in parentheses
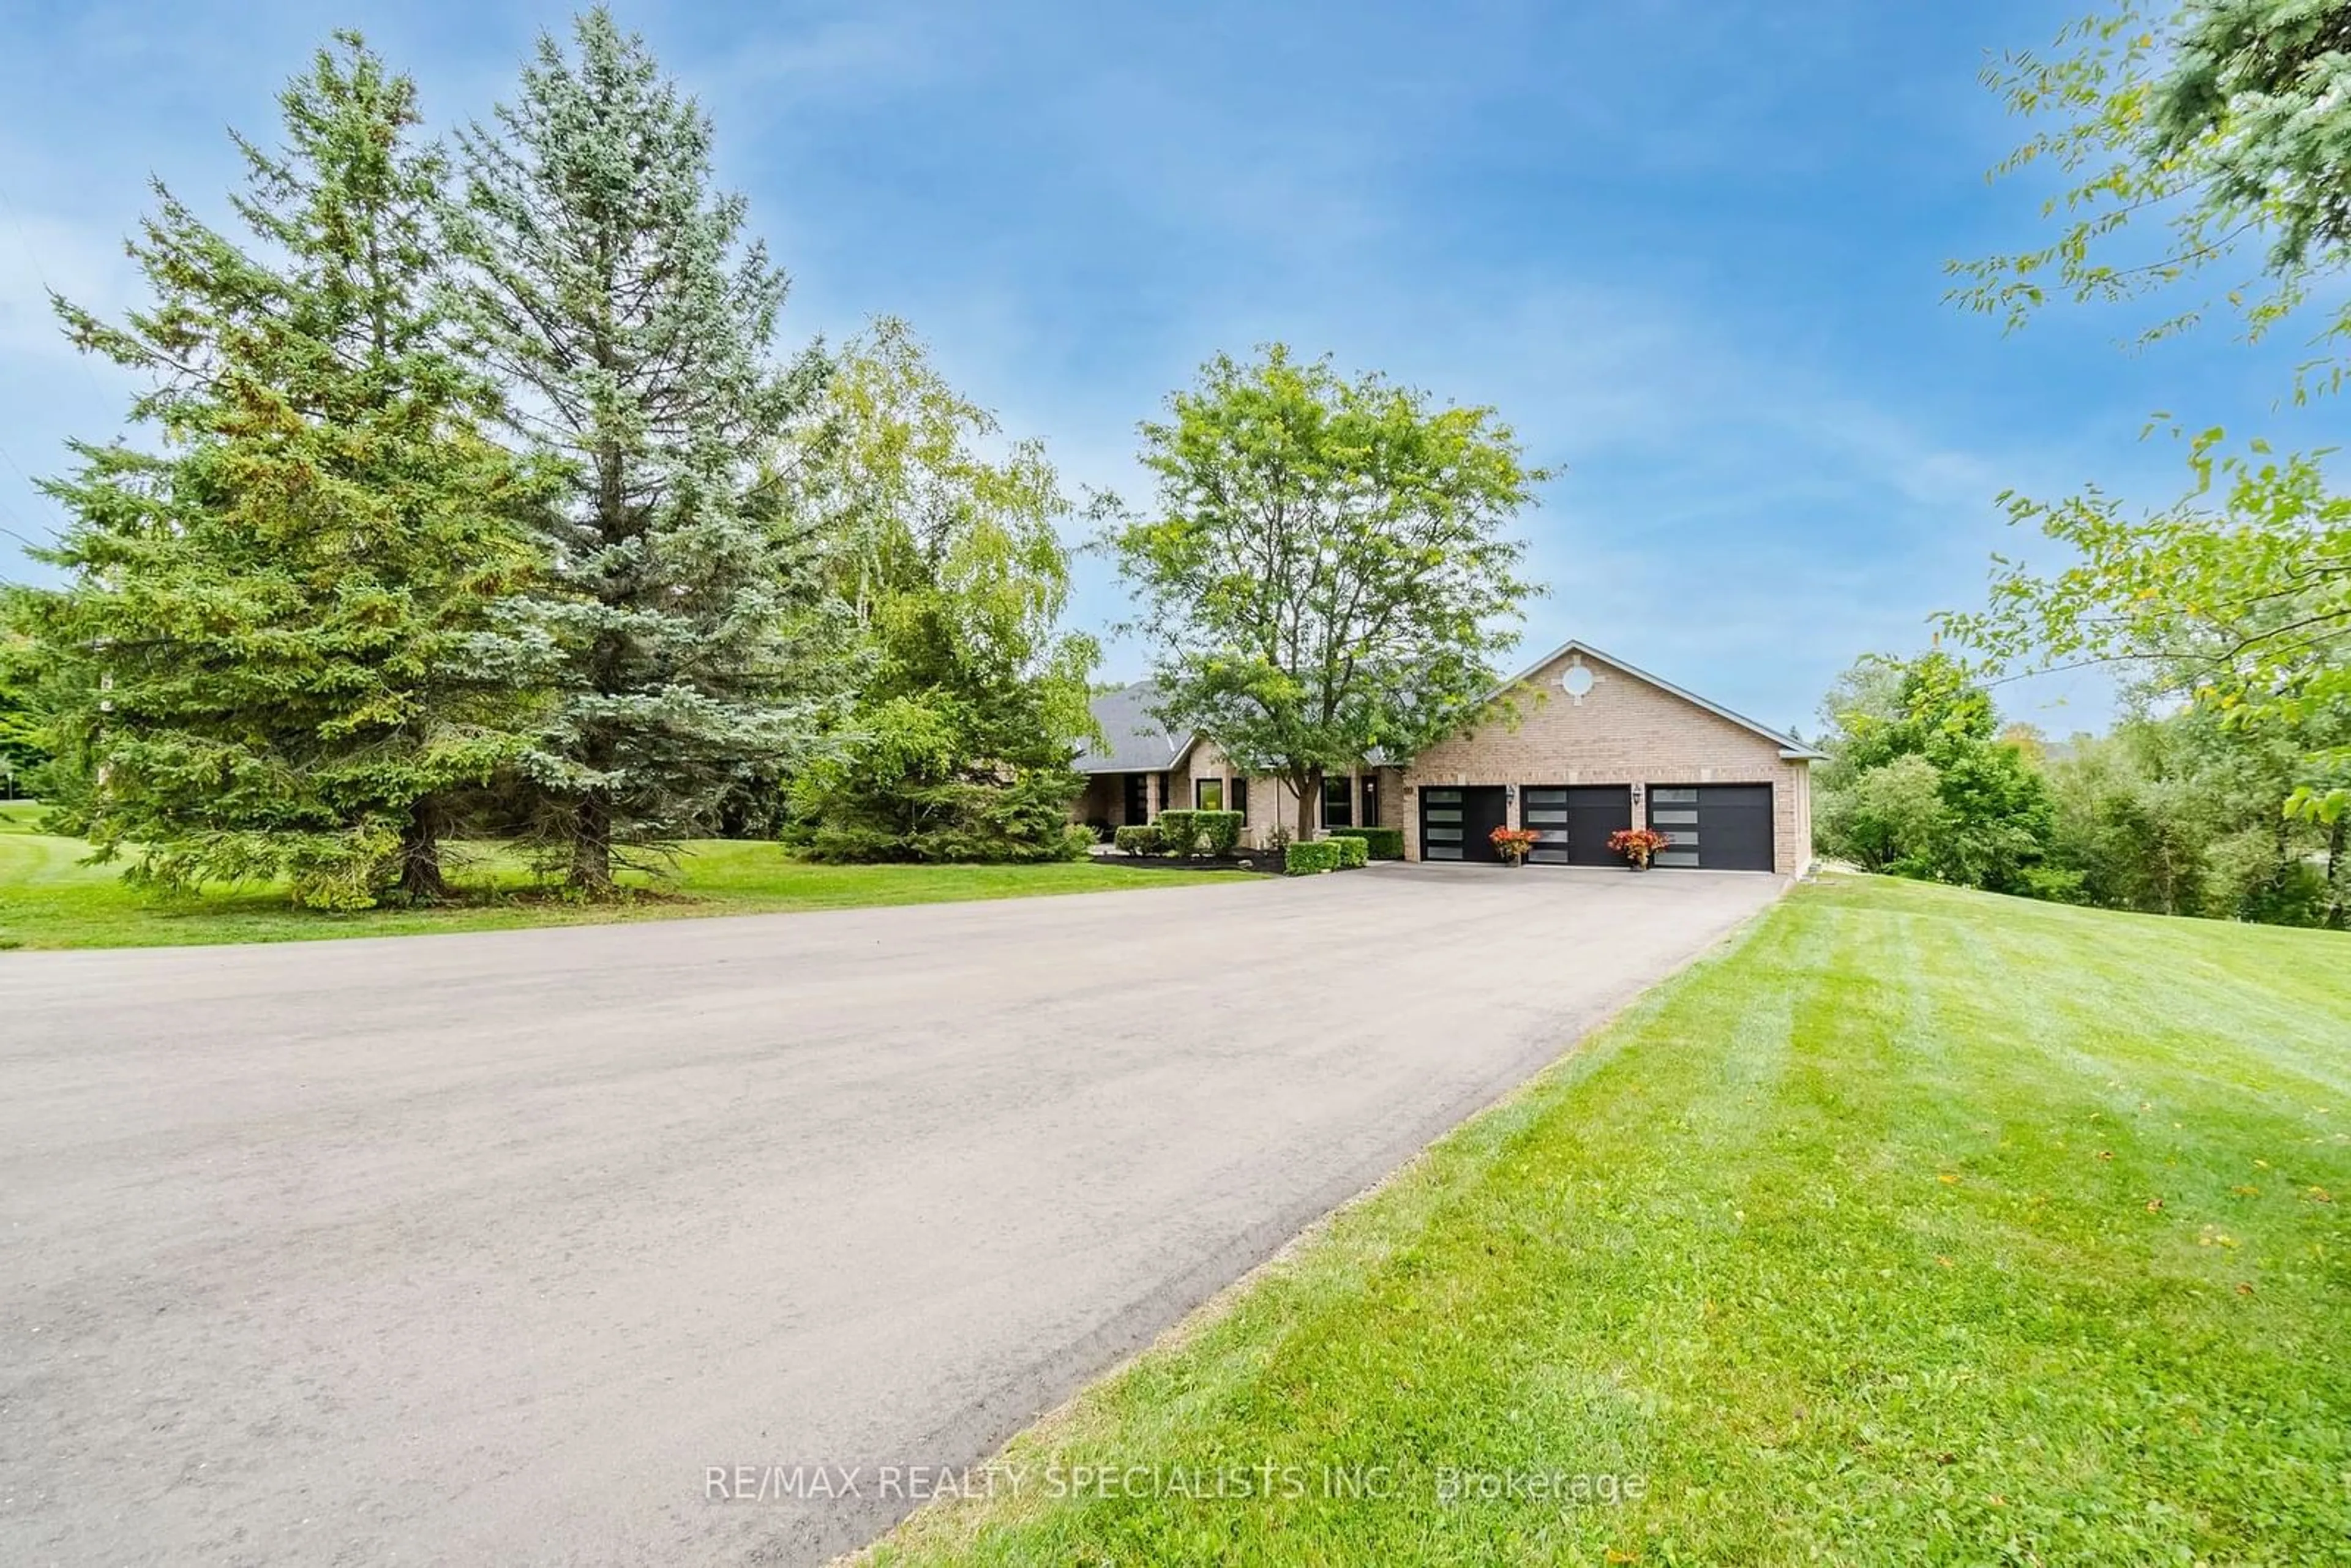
top-left (874, 875), bottom-right (2351, 1566)
top-left (0, 803), bottom-right (1233, 950)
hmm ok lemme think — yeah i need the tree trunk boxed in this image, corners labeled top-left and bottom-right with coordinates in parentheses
top-left (395, 800), bottom-right (450, 904)
top-left (2326, 816), bottom-right (2346, 931)
top-left (1294, 766), bottom-right (1320, 842)
top-left (571, 790), bottom-right (615, 897)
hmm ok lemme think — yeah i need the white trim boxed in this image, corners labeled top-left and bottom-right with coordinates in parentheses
top-left (1488, 639), bottom-right (1826, 760)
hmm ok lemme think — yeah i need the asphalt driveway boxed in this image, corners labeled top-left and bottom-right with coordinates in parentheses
top-left (1, 865), bottom-right (1780, 1565)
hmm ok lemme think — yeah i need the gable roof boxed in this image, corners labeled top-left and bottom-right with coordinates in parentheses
top-left (1079, 644), bottom-right (1825, 773)
top-left (1491, 639), bottom-right (1825, 760)
top-left (1074, 682), bottom-right (1191, 773)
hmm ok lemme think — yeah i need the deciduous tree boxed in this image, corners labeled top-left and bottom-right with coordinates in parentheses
top-left (1812, 652), bottom-right (2059, 895)
top-left (1947, 2), bottom-right (2351, 822)
top-left (1940, 435), bottom-right (2351, 822)
top-left (1109, 346), bottom-right (1545, 840)
top-left (779, 320), bottom-right (1097, 861)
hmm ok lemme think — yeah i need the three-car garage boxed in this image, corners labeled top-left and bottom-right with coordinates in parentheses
top-left (1397, 641), bottom-right (1819, 877)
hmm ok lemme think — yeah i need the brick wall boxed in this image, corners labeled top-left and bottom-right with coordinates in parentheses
top-left (1166, 740), bottom-right (1385, 847)
top-left (1400, 649), bottom-right (1813, 875)
top-left (1177, 740), bottom-right (1299, 847)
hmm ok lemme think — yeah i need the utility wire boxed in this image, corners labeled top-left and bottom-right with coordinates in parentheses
top-left (0, 176), bottom-right (116, 409)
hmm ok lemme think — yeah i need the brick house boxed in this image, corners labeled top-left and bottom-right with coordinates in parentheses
top-left (1074, 640), bottom-right (1819, 875)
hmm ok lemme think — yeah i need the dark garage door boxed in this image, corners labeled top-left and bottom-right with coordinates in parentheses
top-left (1647, 784), bottom-right (1774, 871)
top-left (1420, 786), bottom-right (1509, 862)
top-left (1522, 786), bottom-right (1632, 866)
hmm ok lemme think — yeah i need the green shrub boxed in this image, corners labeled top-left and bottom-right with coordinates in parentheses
top-left (1329, 825), bottom-right (1402, 860)
top-left (1112, 824), bottom-right (1163, 856)
top-left (1284, 839), bottom-right (1344, 875)
top-left (1332, 834), bottom-right (1369, 868)
top-left (2017, 865), bottom-right (2089, 904)
top-left (1195, 810), bottom-right (1244, 855)
top-left (1155, 809), bottom-right (1201, 857)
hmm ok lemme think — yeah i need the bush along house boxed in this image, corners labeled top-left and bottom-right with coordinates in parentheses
top-left (1074, 640), bottom-right (1820, 875)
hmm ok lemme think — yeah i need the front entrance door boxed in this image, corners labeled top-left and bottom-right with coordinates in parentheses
top-left (1419, 786), bottom-right (1510, 862)
top-left (1122, 773), bottom-right (1149, 825)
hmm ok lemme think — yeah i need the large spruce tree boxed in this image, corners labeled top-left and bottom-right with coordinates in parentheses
top-left (448, 8), bottom-right (830, 893)
top-left (28, 36), bottom-right (534, 907)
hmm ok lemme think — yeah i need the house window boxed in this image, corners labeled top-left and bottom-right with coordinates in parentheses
top-left (1322, 776), bottom-right (1354, 828)
top-left (1194, 778), bottom-right (1223, 811)
top-left (1231, 776), bottom-right (1248, 818)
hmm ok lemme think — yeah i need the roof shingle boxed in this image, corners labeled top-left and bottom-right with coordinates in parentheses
top-left (1074, 682), bottom-right (1188, 774)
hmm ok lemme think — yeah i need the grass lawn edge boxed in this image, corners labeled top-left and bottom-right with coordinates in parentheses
top-left (0, 809), bottom-right (1252, 951)
top-left (849, 879), bottom-right (1793, 1564)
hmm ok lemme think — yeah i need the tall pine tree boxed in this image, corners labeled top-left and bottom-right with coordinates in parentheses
top-left (448, 8), bottom-right (831, 893)
top-left (28, 35), bottom-right (535, 908)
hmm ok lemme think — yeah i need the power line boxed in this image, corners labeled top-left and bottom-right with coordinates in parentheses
top-left (0, 437), bottom-right (65, 538)
top-left (0, 176), bottom-right (116, 410)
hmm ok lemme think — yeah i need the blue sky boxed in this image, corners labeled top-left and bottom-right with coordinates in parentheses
top-left (0, 0), bottom-right (2329, 737)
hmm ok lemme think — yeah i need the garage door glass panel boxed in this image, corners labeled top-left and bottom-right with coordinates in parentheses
top-left (1523, 787), bottom-right (1572, 864)
top-left (1421, 789), bottom-right (1463, 858)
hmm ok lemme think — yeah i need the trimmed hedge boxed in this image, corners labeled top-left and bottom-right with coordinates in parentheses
top-left (1329, 826), bottom-right (1403, 860)
top-left (1112, 824), bottom-right (1163, 856)
top-left (1154, 809), bottom-right (1201, 857)
top-left (1284, 839), bottom-right (1344, 875)
top-left (1333, 834), bottom-right (1369, 869)
top-left (1153, 808), bottom-right (1246, 858)
top-left (1196, 810), bottom-right (1244, 856)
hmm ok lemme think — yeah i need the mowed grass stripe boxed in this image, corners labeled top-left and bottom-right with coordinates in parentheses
top-left (872, 875), bottom-right (2351, 1566)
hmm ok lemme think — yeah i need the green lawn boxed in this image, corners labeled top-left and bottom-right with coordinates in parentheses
top-left (0, 801), bottom-right (1234, 950)
top-left (872, 875), bottom-right (2351, 1566)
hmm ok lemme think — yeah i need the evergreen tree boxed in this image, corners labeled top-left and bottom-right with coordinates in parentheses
top-left (26, 36), bottom-right (534, 907)
top-left (0, 622), bottom-right (49, 796)
top-left (780, 320), bottom-right (1097, 862)
top-left (448, 8), bottom-right (830, 893)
